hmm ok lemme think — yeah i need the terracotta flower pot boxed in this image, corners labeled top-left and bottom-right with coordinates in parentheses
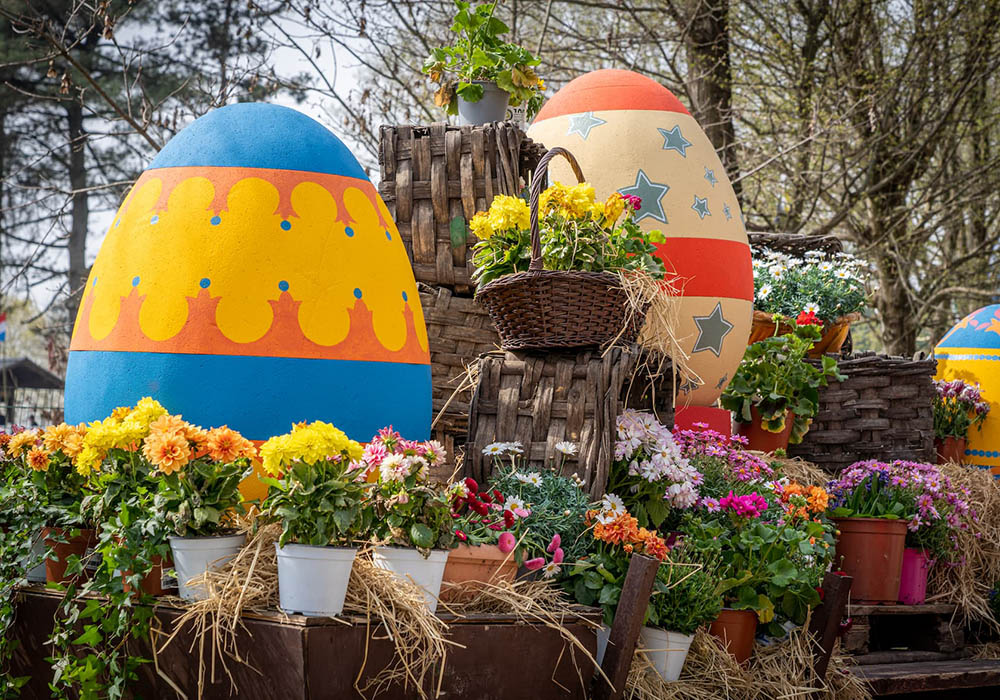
top-left (440, 543), bottom-right (518, 602)
top-left (122, 554), bottom-right (173, 597)
top-left (748, 311), bottom-right (860, 358)
top-left (42, 527), bottom-right (96, 584)
top-left (935, 437), bottom-right (966, 465)
top-left (735, 407), bottom-right (794, 453)
top-left (709, 608), bottom-right (757, 663)
top-left (832, 517), bottom-right (908, 604)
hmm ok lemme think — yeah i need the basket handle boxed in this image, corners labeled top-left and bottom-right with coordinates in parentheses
top-left (527, 147), bottom-right (586, 272)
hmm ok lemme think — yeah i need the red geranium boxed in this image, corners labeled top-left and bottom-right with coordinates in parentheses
top-left (796, 310), bottom-right (822, 326)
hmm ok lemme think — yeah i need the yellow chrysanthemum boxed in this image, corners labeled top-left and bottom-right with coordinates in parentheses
top-left (469, 212), bottom-right (494, 241)
top-left (486, 195), bottom-right (530, 232)
top-left (127, 396), bottom-right (168, 430)
top-left (260, 421), bottom-right (362, 475)
top-left (110, 405), bottom-right (132, 422)
top-left (7, 429), bottom-right (39, 458)
top-left (74, 445), bottom-right (105, 475)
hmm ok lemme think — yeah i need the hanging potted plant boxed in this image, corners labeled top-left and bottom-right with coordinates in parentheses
top-left (721, 322), bottom-right (845, 453)
top-left (473, 148), bottom-right (667, 349)
top-left (423, 1), bottom-right (545, 125)
top-left (9, 427), bottom-right (96, 585)
top-left (642, 548), bottom-right (723, 682)
top-left (261, 421), bottom-right (370, 617)
top-left (149, 416), bottom-right (256, 600)
top-left (932, 379), bottom-right (989, 464)
top-left (750, 250), bottom-right (870, 357)
top-left (364, 428), bottom-right (455, 612)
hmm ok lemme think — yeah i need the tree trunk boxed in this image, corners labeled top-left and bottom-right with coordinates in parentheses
top-left (678, 0), bottom-right (740, 193)
top-left (66, 101), bottom-right (89, 322)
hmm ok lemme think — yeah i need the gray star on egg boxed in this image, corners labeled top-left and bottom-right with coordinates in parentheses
top-left (704, 166), bottom-right (718, 187)
top-left (723, 203), bottom-right (732, 220)
top-left (657, 125), bottom-right (691, 156)
top-left (692, 302), bottom-right (734, 357)
top-left (566, 111), bottom-right (607, 140)
top-left (618, 170), bottom-right (670, 224)
top-left (691, 195), bottom-right (711, 219)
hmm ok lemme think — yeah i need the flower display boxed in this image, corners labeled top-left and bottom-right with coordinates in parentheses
top-left (752, 249), bottom-right (870, 324)
top-left (673, 424), bottom-right (773, 483)
top-left (826, 459), bottom-right (975, 560)
top-left (470, 183), bottom-right (666, 285)
top-left (933, 379), bottom-right (990, 441)
top-left (607, 409), bottom-right (702, 528)
top-left (260, 420), bottom-right (363, 477)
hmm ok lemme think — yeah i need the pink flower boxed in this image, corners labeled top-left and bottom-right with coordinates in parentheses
top-left (547, 534), bottom-right (561, 553)
top-left (498, 532), bottom-right (516, 554)
top-left (552, 547), bottom-right (564, 564)
top-left (524, 557), bottom-right (545, 571)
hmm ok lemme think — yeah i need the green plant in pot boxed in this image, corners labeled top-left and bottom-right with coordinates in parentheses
top-left (261, 421), bottom-right (371, 617)
top-left (366, 435), bottom-right (456, 612)
top-left (721, 322), bottom-right (844, 452)
top-left (423, 0), bottom-right (545, 124)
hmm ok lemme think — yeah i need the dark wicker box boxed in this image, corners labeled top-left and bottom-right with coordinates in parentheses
top-left (378, 122), bottom-right (543, 293)
top-left (789, 352), bottom-right (937, 471)
top-left (464, 347), bottom-right (674, 497)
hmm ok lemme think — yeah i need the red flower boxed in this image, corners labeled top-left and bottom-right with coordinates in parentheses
top-left (524, 557), bottom-right (545, 571)
top-left (488, 524), bottom-right (502, 530)
top-left (503, 510), bottom-right (515, 528)
top-left (470, 500), bottom-right (489, 516)
top-left (479, 491), bottom-right (493, 504)
top-left (816, 586), bottom-right (825, 601)
top-left (796, 310), bottom-right (822, 326)
top-left (492, 489), bottom-right (504, 504)
top-left (464, 477), bottom-right (479, 494)
top-left (456, 530), bottom-right (468, 541)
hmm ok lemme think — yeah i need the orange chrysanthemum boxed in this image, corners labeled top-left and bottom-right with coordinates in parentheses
top-left (43, 423), bottom-right (84, 456)
top-left (110, 405), bottom-right (132, 421)
top-left (641, 532), bottom-right (669, 561)
top-left (148, 414), bottom-right (188, 438)
top-left (0, 433), bottom-right (11, 450)
top-left (806, 486), bottom-right (829, 513)
top-left (185, 425), bottom-right (210, 453)
top-left (593, 513), bottom-right (640, 546)
top-left (142, 431), bottom-right (191, 475)
top-left (7, 430), bottom-right (39, 457)
top-left (27, 448), bottom-right (50, 472)
top-left (206, 426), bottom-right (256, 463)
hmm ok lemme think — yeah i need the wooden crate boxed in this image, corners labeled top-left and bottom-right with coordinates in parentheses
top-left (789, 352), bottom-right (937, 471)
top-left (378, 123), bottom-right (544, 293)
top-left (464, 347), bottom-right (674, 497)
top-left (843, 603), bottom-right (965, 659)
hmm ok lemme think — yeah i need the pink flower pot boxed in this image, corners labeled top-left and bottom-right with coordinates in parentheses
top-left (898, 548), bottom-right (932, 605)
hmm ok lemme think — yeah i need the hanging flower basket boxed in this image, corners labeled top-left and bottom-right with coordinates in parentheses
top-left (475, 147), bottom-right (649, 350)
top-left (748, 310), bottom-right (860, 358)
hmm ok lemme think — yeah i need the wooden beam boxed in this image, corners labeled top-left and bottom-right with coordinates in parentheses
top-left (592, 554), bottom-right (659, 700)
top-left (808, 572), bottom-right (852, 683)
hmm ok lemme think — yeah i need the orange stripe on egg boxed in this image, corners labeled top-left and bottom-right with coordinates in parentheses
top-left (534, 69), bottom-right (690, 122)
top-left (657, 238), bottom-right (753, 301)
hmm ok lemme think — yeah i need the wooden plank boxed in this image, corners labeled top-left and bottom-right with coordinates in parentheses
top-left (592, 554), bottom-right (659, 700)
top-left (853, 659), bottom-right (1000, 696)
top-left (808, 572), bottom-right (852, 681)
top-left (853, 649), bottom-right (972, 666)
top-left (849, 603), bottom-right (957, 616)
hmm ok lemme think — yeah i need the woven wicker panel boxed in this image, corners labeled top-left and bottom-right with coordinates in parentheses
top-left (748, 232), bottom-right (844, 257)
top-left (420, 282), bottom-right (500, 433)
top-left (378, 123), bottom-right (542, 293)
top-left (788, 352), bottom-right (937, 471)
top-left (464, 347), bottom-right (674, 497)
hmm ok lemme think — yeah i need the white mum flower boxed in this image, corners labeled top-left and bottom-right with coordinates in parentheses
top-left (526, 473), bottom-right (543, 487)
top-left (483, 442), bottom-right (506, 456)
top-left (835, 269), bottom-right (850, 279)
top-left (602, 492), bottom-right (625, 516)
top-left (555, 441), bottom-right (578, 455)
top-left (804, 302), bottom-right (820, 314)
top-left (758, 284), bottom-right (772, 299)
top-left (818, 262), bottom-right (834, 272)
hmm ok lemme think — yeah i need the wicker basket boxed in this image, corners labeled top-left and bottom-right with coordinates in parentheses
top-left (788, 352), bottom-right (937, 471)
top-left (378, 123), bottom-right (543, 293)
top-left (475, 147), bottom-right (646, 350)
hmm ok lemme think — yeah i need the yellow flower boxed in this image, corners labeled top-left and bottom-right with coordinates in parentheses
top-left (7, 430), bottom-right (39, 457)
top-left (43, 423), bottom-right (77, 454)
top-left (469, 212), bottom-right (494, 241)
top-left (74, 445), bottom-right (105, 475)
top-left (127, 396), bottom-right (167, 430)
top-left (110, 405), bottom-right (132, 422)
top-left (601, 193), bottom-right (625, 223)
top-left (539, 182), bottom-right (596, 219)
top-left (260, 421), bottom-right (362, 475)
top-left (486, 195), bottom-right (530, 232)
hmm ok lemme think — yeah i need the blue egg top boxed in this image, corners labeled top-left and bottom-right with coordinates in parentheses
top-left (937, 304), bottom-right (1000, 350)
top-left (147, 103), bottom-right (368, 181)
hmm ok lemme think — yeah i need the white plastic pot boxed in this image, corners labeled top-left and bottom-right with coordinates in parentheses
top-left (26, 530), bottom-right (47, 583)
top-left (372, 546), bottom-right (449, 612)
top-left (639, 626), bottom-right (695, 682)
top-left (595, 624), bottom-right (611, 665)
top-left (276, 543), bottom-right (356, 617)
top-left (168, 533), bottom-right (245, 601)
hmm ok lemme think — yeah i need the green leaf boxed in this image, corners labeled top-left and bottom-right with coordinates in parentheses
top-left (72, 625), bottom-right (103, 647)
top-left (409, 523), bottom-right (434, 549)
top-left (450, 215), bottom-right (467, 248)
top-left (767, 558), bottom-right (798, 587)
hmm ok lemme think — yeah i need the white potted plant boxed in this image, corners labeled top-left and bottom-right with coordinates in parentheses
top-left (361, 427), bottom-right (454, 612)
top-left (423, 1), bottom-right (545, 125)
top-left (261, 421), bottom-right (370, 617)
top-left (150, 417), bottom-right (256, 600)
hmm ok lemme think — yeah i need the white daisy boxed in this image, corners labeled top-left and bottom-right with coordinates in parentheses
top-left (503, 441), bottom-right (524, 454)
top-left (555, 441), bottom-right (578, 456)
top-left (514, 472), bottom-right (531, 483)
top-left (507, 496), bottom-right (527, 513)
top-left (769, 265), bottom-right (786, 279)
top-left (601, 492), bottom-right (625, 517)
top-left (835, 269), bottom-right (850, 279)
top-left (818, 262), bottom-right (834, 272)
top-left (758, 284), bottom-right (772, 299)
top-left (483, 442), bottom-right (506, 456)
top-left (541, 561), bottom-right (562, 579)
top-left (803, 302), bottom-right (820, 315)
top-left (526, 473), bottom-right (543, 487)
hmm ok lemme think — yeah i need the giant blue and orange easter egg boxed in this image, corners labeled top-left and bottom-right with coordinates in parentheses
top-left (526, 70), bottom-right (752, 409)
top-left (935, 304), bottom-right (1000, 474)
top-left (65, 103), bottom-right (431, 443)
